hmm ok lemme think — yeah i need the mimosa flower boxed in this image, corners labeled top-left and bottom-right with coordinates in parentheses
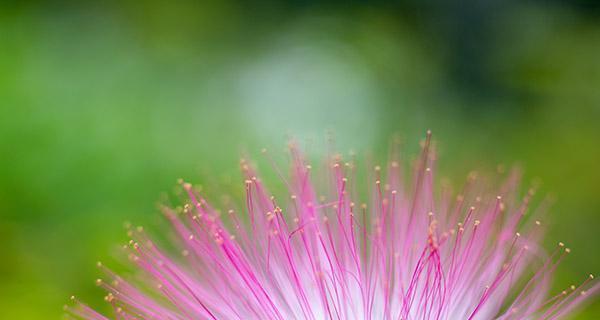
top-left (67, 133), bottom-right (598, 319)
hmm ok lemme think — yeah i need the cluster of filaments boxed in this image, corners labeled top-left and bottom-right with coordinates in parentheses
top-left (67, 136), bottom-right (598, 320)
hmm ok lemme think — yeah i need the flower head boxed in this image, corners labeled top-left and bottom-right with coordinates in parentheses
top-left (68, 133), bottom-right (598, 319)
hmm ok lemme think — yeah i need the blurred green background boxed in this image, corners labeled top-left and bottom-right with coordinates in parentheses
top-left (1, 0), bottom-right (599, 319)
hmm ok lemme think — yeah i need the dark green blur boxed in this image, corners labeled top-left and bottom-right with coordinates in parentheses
top-left (0, 1), bottom-right (599, 318)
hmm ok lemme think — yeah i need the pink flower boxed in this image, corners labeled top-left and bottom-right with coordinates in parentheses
top-left (67, 133), bottom-right (598, 319)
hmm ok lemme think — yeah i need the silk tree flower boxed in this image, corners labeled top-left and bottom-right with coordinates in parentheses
top-left (67, 133), bottom-right (598, 320)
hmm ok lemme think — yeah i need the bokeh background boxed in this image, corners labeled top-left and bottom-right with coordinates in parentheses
top-left (1, 0), bottom-right (600, 319)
